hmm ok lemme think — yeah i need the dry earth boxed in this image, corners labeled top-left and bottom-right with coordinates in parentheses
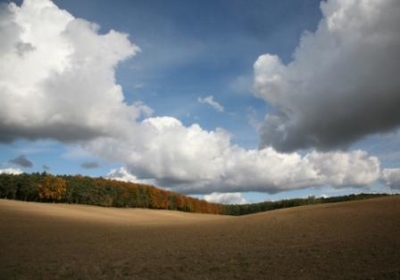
top-left (1, 197), bottom-right (400, 279)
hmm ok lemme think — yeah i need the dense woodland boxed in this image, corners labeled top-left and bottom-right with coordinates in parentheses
top-left (0, 172), bottom-right (223, 214)
top-left (0, 173), bottom-right (390, 216)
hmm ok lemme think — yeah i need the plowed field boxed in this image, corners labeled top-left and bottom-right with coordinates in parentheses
top-left (1, 197), bottom-right (400, 279)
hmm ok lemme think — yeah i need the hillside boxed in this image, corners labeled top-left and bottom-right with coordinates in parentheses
top-left (1, 196), bottom-right (400, 279)
top-left (0, 173), bottom-right (390, 217)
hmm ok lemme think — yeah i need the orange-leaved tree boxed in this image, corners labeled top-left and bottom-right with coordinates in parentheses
top-left (38, 175), bottom-right (67, 202)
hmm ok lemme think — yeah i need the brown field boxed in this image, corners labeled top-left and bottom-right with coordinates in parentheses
top-left (1, 197), bottom-right (400, 280)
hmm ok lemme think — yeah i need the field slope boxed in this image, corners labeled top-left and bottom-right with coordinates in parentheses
top-left (1, 197), bottom-right (400, 279)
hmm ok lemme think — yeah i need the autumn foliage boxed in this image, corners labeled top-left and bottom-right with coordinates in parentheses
top-left (38, 175), bottom-right (67, 201)
top-left (0, 173), bottom-right (390, 216)
top-left (0, 173), bottom-right (223, 214)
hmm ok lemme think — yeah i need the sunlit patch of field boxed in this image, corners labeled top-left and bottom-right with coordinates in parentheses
top-left (1, 197), bottom-right (400, 279)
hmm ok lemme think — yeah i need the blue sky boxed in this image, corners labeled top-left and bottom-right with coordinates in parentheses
top-left (1, 0), bottom-right (400, 204)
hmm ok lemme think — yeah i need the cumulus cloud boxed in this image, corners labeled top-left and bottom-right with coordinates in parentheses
top-left (253, 0), bottom-right (400, 152)
top-left (198, 96), bottom-right (224, 112)
top-left (0, 167), bottom-right (23, 175)
top-left (381, 168), bottom-right (400, 190)
top-left (204, 192), bottom-right (247, 205)
top-left (80, 161), bottom-right (100, 169)
top-left (89, 116), bottom-right (381, 194)
top-left (9, 154), bottom-right (33, 168)
top-left (107, 167), bottom-right (156, 186)
top-left (107, 167), bottom-right (138, 183)
top-left (0, 0), bottom-right (386, 195)
top-left (0, 0), bottom-right (146, 143)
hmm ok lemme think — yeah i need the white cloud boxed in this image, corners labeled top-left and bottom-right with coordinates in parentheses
top-left (253, 0), bottom-right (400, 152)
top-left (89, 116), bottom-right (380, 194)
top-left (198, 95), bottom-right (224, 112)
top-left (0, 0), bottom-right (145, 143)
top-left (0, 0), bottom-right (386, 195)
top-left (107, 167), bottom-right (156, 186)
top-left (381, 168), bottom-right (400, 190)
top-left (0, 168), bottom-right (23, 175)
top-left (204, 192), bottom-right (247, 205)
top-left (107, 167), bottom-right (138, 183)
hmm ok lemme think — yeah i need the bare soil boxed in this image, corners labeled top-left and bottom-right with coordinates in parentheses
top-left (1, 197), bottom-right (400, 279)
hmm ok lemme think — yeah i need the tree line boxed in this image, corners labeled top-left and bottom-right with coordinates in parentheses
top-left (223, 193), bottom-right (390, 215)
top-left (0, 172), bottom-right (223, 214)
top-left (0, 173), bottom-right (390, 216)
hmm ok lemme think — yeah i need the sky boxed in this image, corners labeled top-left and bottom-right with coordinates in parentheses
top-left (1, 0), bottom-right (400, 204)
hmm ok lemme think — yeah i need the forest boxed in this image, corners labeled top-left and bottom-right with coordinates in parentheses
top-left (0, 172), bottom-right (390, 216)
